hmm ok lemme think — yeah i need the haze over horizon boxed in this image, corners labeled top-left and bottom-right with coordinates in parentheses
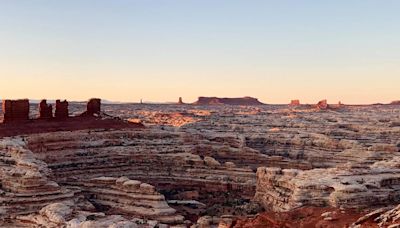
top-left (1, 1), bottom-right (399, 104)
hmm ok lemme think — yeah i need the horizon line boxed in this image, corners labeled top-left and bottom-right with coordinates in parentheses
top-left (0, 97), bottom-right (399, 106)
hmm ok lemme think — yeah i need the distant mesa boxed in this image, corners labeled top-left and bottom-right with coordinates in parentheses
top-left (289, 100), bottom-right (300, 106)
top-left (390, 100), bottom-right (400, 105)
top-left (193, 96), bottom-right (264, 105)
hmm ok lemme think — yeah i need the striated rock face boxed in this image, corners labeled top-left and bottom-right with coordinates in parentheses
top-left (0, 137), bottom-right (185, 226)
top-left (193, 96), bottom-right (264, 105)
top-left (81, 176), bottom-right (184, 223)
top-left (39, 100), bottom-right (53, 119)
top-left (25, 130), bottom-right (256, 207)
top-left (54, 100), bottom-right (68, 119)
top-left (0, 137), bottom-right (74, 218)
top-left (16, 202), bottom-right (179, 227)
top-left (255, 165), bottom-right (400, 212)
top-left (86, 98), bottom-right (101, 115)
top-left (2, 99), bottom-right (30, 123)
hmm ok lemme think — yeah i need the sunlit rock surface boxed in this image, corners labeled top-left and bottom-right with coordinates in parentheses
top-left (1, 102), bottom-right (399, 226)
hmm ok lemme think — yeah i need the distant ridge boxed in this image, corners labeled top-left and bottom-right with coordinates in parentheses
top-left (193, 96), bottom-right (264, 105)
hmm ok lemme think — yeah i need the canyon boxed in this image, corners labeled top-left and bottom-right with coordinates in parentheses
top-left (0, 99), bottom-right (400, 227)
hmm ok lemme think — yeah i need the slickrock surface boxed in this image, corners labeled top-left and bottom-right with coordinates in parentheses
top-left (15, 202), bottom-right (181, 227)
top-left (80, 176), bottom-right (184, 223)
top-left (0, 137), bottom-right (75, 218)
top-left (255, 166), bottom-right (400, 212)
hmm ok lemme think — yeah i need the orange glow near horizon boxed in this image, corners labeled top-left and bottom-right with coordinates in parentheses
top-left (1, 1), bottom-right (399, 104)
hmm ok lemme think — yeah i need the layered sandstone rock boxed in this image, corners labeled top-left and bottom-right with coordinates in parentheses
top-left (2, 99), bottom-right (30, 123)
top-left (39, 99), bottom-right (53, 119)
top-left (0, 136), bottom-right (186, 226)
top-left (255, 165), bottom-right (400, 212)
top-left (25, 130), bottom-right (256, 214)
top-left (0, 137), bottom-right (74, 218)
top-left (15, 202), bottom-right (178, 228)
top-left (1, 99), bottom-right (399, 226)
top-left (81, 176), bottom-right (184, 223)
top-left (55, 100), bottom-right (68, 119)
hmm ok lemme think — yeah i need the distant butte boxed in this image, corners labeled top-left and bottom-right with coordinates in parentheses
top-left (193, 96), bottom-right (264, 105)
top-left (390, 100), bottom-right (400, 105)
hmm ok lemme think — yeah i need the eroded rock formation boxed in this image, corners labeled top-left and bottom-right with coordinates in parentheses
top-left (86, 98), bottom-right (101, 115)
top-left (178, 97), bottom-right (184, 105)
top-left (2, 99), bottom-right (29, 123)
top-left (39, 99), bottom-right (53, 119)
top-left (55, 100), bottom-right (69, 119)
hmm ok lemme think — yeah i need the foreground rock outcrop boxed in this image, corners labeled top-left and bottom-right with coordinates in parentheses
top-left (0, 137), bottom-right (75, 218)
top-left (255, 165), bottom-right (400, 212)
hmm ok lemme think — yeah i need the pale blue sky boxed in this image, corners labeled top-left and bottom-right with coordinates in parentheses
top-left (0, 1), bottom-right (399, 103)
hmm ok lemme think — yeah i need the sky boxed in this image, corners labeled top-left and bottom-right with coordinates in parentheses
top-left (0, 1), bottom-right (399, 104)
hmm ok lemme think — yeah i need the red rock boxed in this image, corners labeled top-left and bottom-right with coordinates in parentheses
top-left (290, 100), bottom-right (300, 106)
top-left (233, 207), bottom-right (366, 228)
top-left (86, 98), bottom-right (101, 115)
top-left (39, 100), bottom-right (53, 119)
top-left (194, 97), bottom-right (264, 105)
top-left (55, 100), bottom-right (69, 119)
top-left (2, 99), bottom-right (30, 123)
top-left (316, 99), bottom-right (328, 109)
